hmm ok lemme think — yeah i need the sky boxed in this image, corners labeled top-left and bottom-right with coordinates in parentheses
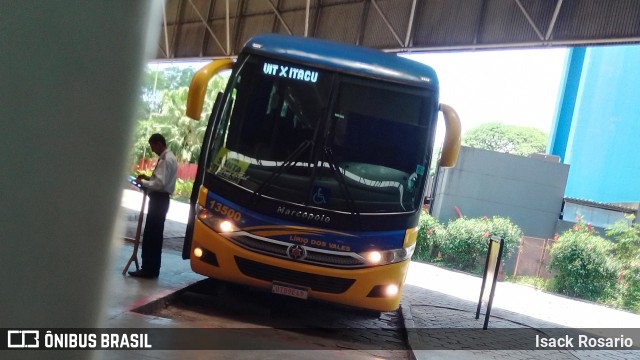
top-left (403, 48), bottom-right (568, 137)
top-left (152, 47), bottom-right (569, 140)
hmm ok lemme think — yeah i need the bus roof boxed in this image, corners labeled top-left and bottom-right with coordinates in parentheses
top-left (243, 34), bottom-right (438, 89)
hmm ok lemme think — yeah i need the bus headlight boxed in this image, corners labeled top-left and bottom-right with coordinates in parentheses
top-left (219, 220), bottom-right (235, 232)
top-left (196, 205), bottom-right (239, 233)
top-left (361, 243), bottom-right (416, 266)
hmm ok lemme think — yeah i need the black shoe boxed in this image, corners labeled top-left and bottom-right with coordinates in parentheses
top-left (128, 270), bottom-right (158, 279)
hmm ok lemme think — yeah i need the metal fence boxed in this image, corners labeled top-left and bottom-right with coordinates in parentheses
top-left (513, 236), bottom-right (556, 279)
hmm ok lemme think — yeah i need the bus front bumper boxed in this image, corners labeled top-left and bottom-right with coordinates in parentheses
top-left (189, 219), bottom-right (411, 312)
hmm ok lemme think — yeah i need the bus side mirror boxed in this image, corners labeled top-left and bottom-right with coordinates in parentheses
top-left (439, 103), bottom-right (461, 168)
top-left (186, 59), bottom-right (234, 120)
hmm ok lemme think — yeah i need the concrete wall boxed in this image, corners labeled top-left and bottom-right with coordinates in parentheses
top-left (431, 146), bottom-right (569, 239)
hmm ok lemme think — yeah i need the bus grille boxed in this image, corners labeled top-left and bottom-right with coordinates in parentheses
top-left (235, 257), bottom-right (355, 294)
top-left (231, 234), bottom-right (289, 257)
top-left (226, 233), bottom-right (366, 268)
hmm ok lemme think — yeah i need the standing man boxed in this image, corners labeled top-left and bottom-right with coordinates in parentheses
top-left (129, 133), bottom-right (178, 279)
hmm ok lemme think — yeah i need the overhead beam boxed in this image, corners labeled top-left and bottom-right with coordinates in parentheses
top-left (312, 0), bottom-right (322, 38)
top-left (158, 44), bottom-right (168, 58)
top-left (514, 0), bottom-right (545, 41)
top-left (267, 0), bottom-right (293, 35)
top-left (305, 0), bottom-right (311, 37)
top-left (232, 0), bottom-right (246, 56)
top-left (170, 0), bottom-right (185, 58)
top-left (199, 0), bottom-right (215, 57)
top-left (545, 0), bottom-right (564, 41)
top-left (474, 0), bottom-right (487, 45)
top-left (162, 1), bottom-right (170, 58)
top-left (356, 0), bottom-right (371, 46)
top-left (388, 36), bottom-right (640, 53)
top-left (188, 0), bottom-right (228, 55)
top-left (225, 0), bottom-right (230, 54)
top-left (371, 0), bottom-right (404, 47)
top-left (404, 0), bottom-right (417, 48)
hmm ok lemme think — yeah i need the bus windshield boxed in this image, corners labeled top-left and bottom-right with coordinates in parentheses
top-left (207, 54), bottom-right (433, 214)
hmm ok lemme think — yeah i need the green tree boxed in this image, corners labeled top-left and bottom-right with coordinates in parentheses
top-left (137, 66), bottom-right (199, 120)
top-left (130, 65), bottom-right (228, 165)
top-left (462, 122), bottom-right (548, 156)
top-left (151, 86), bottom-right (209, 163)
top-left (163, 66), bottom-right (196, 89)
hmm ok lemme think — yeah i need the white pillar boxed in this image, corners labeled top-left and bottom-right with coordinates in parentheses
top-left (0, 1), bottom-right (161, 358)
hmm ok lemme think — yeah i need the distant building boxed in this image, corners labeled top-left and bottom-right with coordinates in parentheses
top-left (562, 197), bottom-right (636, 229)
top-left (430, 146), bottom-right (568, 240)
top-left (549, 44), bottom-right (640, 204)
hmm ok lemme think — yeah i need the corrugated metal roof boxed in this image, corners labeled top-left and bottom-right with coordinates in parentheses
top-left (564, 197), bottom-right (637, 213)
top-left (156, 0), bottom-right (640, 60)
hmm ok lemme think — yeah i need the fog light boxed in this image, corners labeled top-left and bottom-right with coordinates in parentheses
top-left (367, 284), bottom-right (400, 298)
top-left (385, 284), bottom-right (399, 297)
top-left (193, 246), bottom-right (219, 266)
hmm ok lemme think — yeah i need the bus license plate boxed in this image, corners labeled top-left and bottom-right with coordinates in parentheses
top-left (272, 282), bottom-right (308, 300)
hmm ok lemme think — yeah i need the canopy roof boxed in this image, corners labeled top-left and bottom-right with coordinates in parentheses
top-left (156, 0), bottom-right (640, 60)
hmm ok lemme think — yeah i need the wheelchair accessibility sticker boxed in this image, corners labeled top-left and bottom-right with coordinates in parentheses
top-left (312, 186), bottom-right (331, 205)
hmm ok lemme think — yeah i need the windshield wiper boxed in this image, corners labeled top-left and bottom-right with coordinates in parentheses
top-left (250, 140), bottom-right (312, 204)
top-left (323, 147), bottom-right (361, 222)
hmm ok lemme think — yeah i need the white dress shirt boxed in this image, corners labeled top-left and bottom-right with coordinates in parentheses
top-left (142, 149), bottom-right (178, 194)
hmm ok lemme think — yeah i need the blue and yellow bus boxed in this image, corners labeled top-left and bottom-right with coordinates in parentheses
top-left (183, 34), bottom-right (460, 311)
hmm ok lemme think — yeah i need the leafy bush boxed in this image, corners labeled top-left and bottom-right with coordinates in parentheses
top-left (439, 217), bottom-right (488, 270)
top-left (172, 178), bottom-right (194, 203)
top-left (414, 210), bottom-right (445, 262)
top-left (488, 216), bottom-right (523, 260)
top-left (438, 216), bottom-right (521, 271)
top-left (616, 260), bottom-right (640, 313)
top-left (413, 214), bottom-right (522, 271)
top-left (606, 215), bottom-right (640, 262)
top-left (548, 220), bottom-right (618, 302)
top-left (606, 216), bottom-right (640, 312)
